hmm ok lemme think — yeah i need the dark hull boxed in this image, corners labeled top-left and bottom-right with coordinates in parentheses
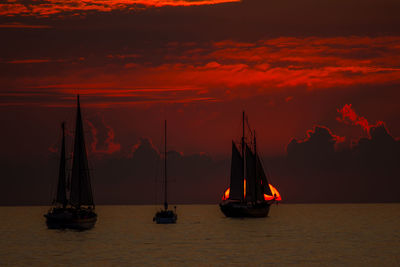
top-left (219, 201), bottom-right (270, 218)
top-left (45, 209), bottom-right (97, 230)
top-left (153, 210), bottom-right (177, 224)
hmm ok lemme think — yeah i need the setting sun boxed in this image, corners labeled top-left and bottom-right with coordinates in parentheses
top-left (222, 181), bottom-right (281, 201)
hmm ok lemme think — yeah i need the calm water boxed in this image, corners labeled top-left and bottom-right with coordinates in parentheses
top-left (0, 204), bottom-right (399, 266)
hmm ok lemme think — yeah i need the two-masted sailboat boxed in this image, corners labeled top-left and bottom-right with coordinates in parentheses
top-left (45, 95), bottom-right (97, 230)
top-left (153, 120), bottom-right (177, 224)
top-left (219, 111), bottom-right (278, 217)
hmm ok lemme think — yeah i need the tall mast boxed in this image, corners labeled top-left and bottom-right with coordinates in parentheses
top-left (254, 130), bottom-right (256, 157)
top-left (242, 111), bottom-right (245, 203)
top-left (77, 95), bottom-right (81, 207)
top-left (242, 110), bottom-right (245, 177)
top-left (242, 111), bottom-right (245, 156)
top-left (61, 122), bottom-right (66, 208)
top-left (164, 120), bottom-right (168, 210)
top-left (254, 129), bottom-right (257, 203)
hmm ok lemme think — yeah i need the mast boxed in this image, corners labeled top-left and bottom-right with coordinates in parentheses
top-left (242, 111), bottom-right (245, 201)
top-left (164, 120), bottom-right (168, 210)
top-left (254, 130), bottom-right (257, 204)
top-left (78, 95), bottom-right (81, 206)
top-left (77, 95), bottom-right (81, 207)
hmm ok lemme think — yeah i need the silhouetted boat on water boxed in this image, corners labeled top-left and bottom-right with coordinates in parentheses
top-left (220, 111), bottom-right (277, 218)
top-left (45, 95), bottom-right (97, 230)
top-left (153, 120), bottom-right (177, 224)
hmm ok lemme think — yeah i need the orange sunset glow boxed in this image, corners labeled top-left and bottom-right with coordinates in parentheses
top-left (222, 182), bottom-right (282, 202)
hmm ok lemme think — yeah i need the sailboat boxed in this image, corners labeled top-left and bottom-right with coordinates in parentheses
top-left (219, 111), bottom-right (277, 218)
top-left (45, 95), bottom-right (97, 230)
top-left (153, 120), bottom-right (177, 224)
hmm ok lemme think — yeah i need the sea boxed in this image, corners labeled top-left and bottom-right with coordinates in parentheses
top-left (0, 204), bottom-right (399, 266)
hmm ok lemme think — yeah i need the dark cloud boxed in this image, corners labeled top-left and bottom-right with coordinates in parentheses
top-left (92, 137), bottom-right (228, 204)
top-left (1, 119), bottom-right (399, 205)
top-left (0, 136), bottom-right (229, 205)
top-left (353, 124), bottom-right (400, 169)
top-left (279, 121), bottom-right (400, 203)
top-left (287, 125), bottom-right (343, 166)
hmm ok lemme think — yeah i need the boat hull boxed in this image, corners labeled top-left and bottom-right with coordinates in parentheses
top-left (154, 217), bottom-right (177, 224)
top-left (153, 210), bottom-right (177, 224)
top-left (45, 208), bottom-right (97, 230)
top-left (219, 201), bottom-right (270, 218)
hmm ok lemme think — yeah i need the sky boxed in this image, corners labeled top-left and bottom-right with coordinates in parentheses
top-left (1, 0), bottom-right (400, 204)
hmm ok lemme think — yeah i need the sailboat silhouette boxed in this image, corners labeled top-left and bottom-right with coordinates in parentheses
top-left (45, 95), bottom-right (97, 229)
top-left (153, 120), bottom-right (178, 224)
top-left (220, 111), bottom-right (276, 217)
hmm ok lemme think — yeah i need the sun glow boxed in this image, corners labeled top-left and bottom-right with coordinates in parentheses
top-left (222, 181), bottom-right (281, 201)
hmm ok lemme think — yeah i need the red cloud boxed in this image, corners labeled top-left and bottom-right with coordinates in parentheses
top-left (4, 36), bottom-right (400, 107)
top-left (86, 118), bottom-right (121, 155)
top-left (130, 137), bottom-right (160, 157)
top-left (7, 59), bottom-right (52, 64)
top-left (0, 0), bottom-right (240, 17)
top-left (0, 22), bottom-right (52, 28)
top-left (48, 146), bottom-right (58, 153)
top-left (285, 96), bottom-right (293, 102)
top-left (337, 104), bottom-right (385, 134)
top-left (287, 125), bottom-right (345, 154)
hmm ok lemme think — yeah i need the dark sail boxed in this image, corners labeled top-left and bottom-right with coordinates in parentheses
top-left (245, 144), bottom-right (256, 202)
top-left (70, 95), bottom-right (94, 207)
top-left (256, 154), bottom-right (273, 197)
top-left (229, 141), bottom-right (244, 200)
top-left (55, 122), bottom-right (67, 207)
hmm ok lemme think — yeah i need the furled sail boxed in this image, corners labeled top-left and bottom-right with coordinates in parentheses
top-left (229, 141), bottom-right (244, 201)
top-left (245, 144), bottom-right (256, 202)
top-left (70, 95), bottom-right (94, 207)
top-left (55, 122), bottom-right (67, 207)
top-left (256, 154), bottom-right (273, 197)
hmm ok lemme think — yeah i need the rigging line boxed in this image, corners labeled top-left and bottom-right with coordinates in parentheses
top-left (233, 117), bottom-right (242, 148)
top-left (88, 151), bottom-right (95, 205)
top-left (163, 103), bottom-right (167, 207)
top-left (164, 119), bottom-right (168, 209)
top-left (245, 114), bottom-right (255, 146)
top-left (153, 149), bottom-right (160, 210)
top-left (49, 156), bottom-right (56, 205)
top-left (155, 120), bottom-right (164, 208)
top-left (255, 136), bottom-right (272, 182)
top-left (258, 151), bottom-right (273, 183)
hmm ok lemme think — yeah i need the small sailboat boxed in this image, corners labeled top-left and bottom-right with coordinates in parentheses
top-left (219, 111), bottom-right (278, 218)
top-left (153, 120), bottom-right (177, 224)
top-left (45, 95), bottom-right (97, 230)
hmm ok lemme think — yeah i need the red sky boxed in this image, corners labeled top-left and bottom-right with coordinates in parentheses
top-left (1, 0), bottom-right (400, 204)
top-left (0, 0), bottom-right (240, 17)
top-left (2, 0), bottom-right (400, 154)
